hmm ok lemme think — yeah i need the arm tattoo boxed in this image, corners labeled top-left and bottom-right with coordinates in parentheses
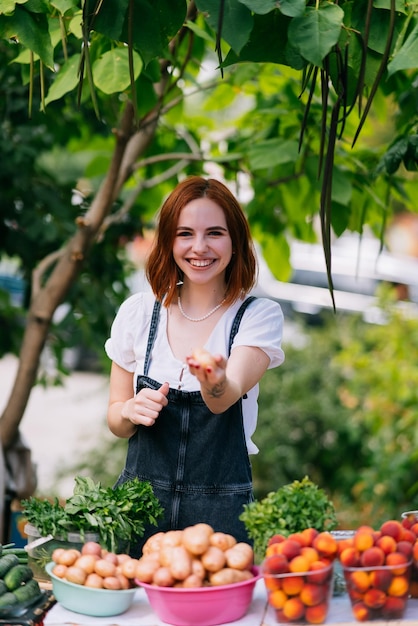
top-left (205, 380), bottom-right (227, 399)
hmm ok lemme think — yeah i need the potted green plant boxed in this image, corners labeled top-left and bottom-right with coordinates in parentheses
top-left (239, 476), bottom-right (338, 563)
top-left (22, 475), bottom-right (163, 581)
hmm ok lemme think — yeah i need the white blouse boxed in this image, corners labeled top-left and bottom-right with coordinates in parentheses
top-left (105, 292), bottom-right (285, 454)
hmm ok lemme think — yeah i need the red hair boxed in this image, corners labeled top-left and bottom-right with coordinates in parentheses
top-left (145, 176), bottom-right (257, 306)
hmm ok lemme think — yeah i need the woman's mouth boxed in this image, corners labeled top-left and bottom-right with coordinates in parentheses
top-left (188, 259), bottom-right (216, 267)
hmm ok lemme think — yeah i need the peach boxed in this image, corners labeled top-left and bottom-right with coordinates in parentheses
top-left (312, 532), bottom-right (338, 559)
top-left (268, 588), bottom-right (287, 609)
top-left (386, 551), bottom-right (409, 575)
top-left (305, 601), bottom-right (328, 624)
top-left (282, 574), bottom-right (304, 596)
top-left (369, 568), bottom-right (393, 591)
top-left (402, 528), bottom-right (417, 544)
top-left (410, 522), bottom-right (418, 537)
top-left (280, 539), bottom-right (302, 561)
top-left (283, 597), bottom-right (305, 621)
top-left (360, 546), bottom-right (385, 567)
top-left (380, 520), bottom-right (404, 542)
top-left (363, 587), bottom-right (386, 609)
top-left (339, 547), bottom-right (360, 568)
top-left (264, 575), bottom-right (282, 592)
top-left (383, 595), bottom-right (407, 619)
top-left (413, 540), bottom-right (418, 562)
top-left (352, 601), bottom-right (371, 622)
top-left (376, 534), bottom-right (397, 555)
top-left (387, 574), bottom-right (410, 597)
top-left (353, 530), bottom-right (375, 552)
top-left (349, 570), bottom-right (371, 593)
top-left (289, 555), bottom-right (311, 573)
top-left (337, 537), bottom-right (354, 556)
top-left (266, 542), bottom-right (285, 557)
top-left (300, 582), bottom-right (326, 607)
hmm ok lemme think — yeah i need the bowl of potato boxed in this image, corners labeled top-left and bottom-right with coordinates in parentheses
top-left (134, 524), bottom-right (261, 626)
top-left (45, 542), bottom-right (139, 617)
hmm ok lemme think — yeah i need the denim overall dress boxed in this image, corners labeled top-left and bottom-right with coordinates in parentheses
top-left (116, 296), bottom-right (256, 557)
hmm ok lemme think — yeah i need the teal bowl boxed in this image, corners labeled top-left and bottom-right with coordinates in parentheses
top-left (45, 562), bottom-right (137, 617)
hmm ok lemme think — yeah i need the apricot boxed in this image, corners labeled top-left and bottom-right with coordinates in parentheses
top-left (301, 527), bottom-right (319, 546)
top-left (348, 570), bottom-right (371, 593)
top-left (339, 546), bottom-right (360, 567)
top-left (280, 539), bottom-right (302, 561)
top-left (383, 595), bottom-right (407, 619)
top-left (337, 537), bottom-right (354, 556)
top-left (312, 532), bottom-right (338, 559)
top-left (289, 555), bottom-right (310, 573)
top-left (305, 601), bottom-right (328, 624)
top-left (301, 546), bottom-right (320, 566)
top-left (369, 568), bottom-right (393, 591)
top-left (283, 597), bottom-right (305, 621)
top-left (380, 520), bottom-right (404, 542)
top-left (387, 574), bottom-right (410, 597)
top-left (376, 534), bottom-right (397, 555)
top-left (360, 546), bottom-right (385, 567)
top-left (308, 561), bottom-right (332, 584)
top-left (411, 522), bottom-right (418, 537)
top-left (266, 542), bottom-right (285, 557)
top-left (402, 529), bottom-right (417, 544)
top-left (352, 601), bottom-right (371, 622)
top-left (268, 588), bottom-right (287, 609)
top-left (267, 533), bottom-right (286, 546)
top-left (300, 582), bottom-right (326, 607)
top-left (263, 554), bottom-right (289, 575)
top-left (396, 540), bottom-right (413, 559)
top-left (385, 551), bottom-right (410, 575)
top-left (363, 587), bottom-right (386, 609)
top-left (264, 575), bottom-right (282, 592)
top-left (282, 574), bottom-right (304, 596)
top-left (288, 531), bottom-right (309, 547)
top-left (413, 540), bottom-right (418, 562)
top-left (353, 530), bottom-right (375, 553)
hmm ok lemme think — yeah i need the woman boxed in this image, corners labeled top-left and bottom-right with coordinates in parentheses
top-left (105, 176), bottom-right (284, 556)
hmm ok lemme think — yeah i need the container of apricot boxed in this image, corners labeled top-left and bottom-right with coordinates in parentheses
top-left (401, 510), bottom-right (418, 598)
top-left (340, 520), bottom-right (414, 621)
top-left (261, 530), bottom-right (337, 624)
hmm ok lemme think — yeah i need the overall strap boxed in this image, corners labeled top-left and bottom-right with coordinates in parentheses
top-left (143, 300), bottom-right (162, 376)
top-left (227, 296), bottom-right (257, 356)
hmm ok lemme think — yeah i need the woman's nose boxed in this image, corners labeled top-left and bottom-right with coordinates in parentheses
top-left (192, 235), bottom-right (208, 252)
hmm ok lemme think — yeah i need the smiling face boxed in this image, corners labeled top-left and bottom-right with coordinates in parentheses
top-left (173, 197), bottom-right (233, 289)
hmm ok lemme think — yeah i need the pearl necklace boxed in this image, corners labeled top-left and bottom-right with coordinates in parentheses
top-left (177, 296), bottom-right (226, 322)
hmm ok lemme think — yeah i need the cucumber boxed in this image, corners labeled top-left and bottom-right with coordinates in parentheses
top-left (0, 554), bottom-right (19, 578)
top-left (13, 578), bottom-right (41, 603)
top-left (0, 592), bottom-right (18, 608)
top-left (4, 565), bottom-right (33, 591)
top-left (0, 580), bottom-right (7, 597)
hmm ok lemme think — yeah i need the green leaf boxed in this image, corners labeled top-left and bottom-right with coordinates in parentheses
top-left (248, 138), bottom-right (299, 170)
top-left (239, 0), bottom-right (305, 18)
top-left (0, 5), bottom-right (54, 68)
top-left (51, 0), bottom-right (78, 14)
top-left (224, 11), bottom-right (291, 67)
top-left (44, 54), bottom-right (79, 105)
top-left (93, 47), bottom-right (142, 95)
top-left (288, 2), bottom-right (344, 68)
top-left (196, 0), bottom-right (253, 54)
top-left (387, 22), bottom-right (418, 76)
top-left (93, 0), bottom-right (129, 41)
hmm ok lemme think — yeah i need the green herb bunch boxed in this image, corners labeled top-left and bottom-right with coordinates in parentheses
top-left (22, 476), bottom-right (163, 552)
top-left (240, 476), bottom-right (338, 562)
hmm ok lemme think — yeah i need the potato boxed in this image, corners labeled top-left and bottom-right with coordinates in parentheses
top-left (191, 558), bottom-right (206, 579)
top-left (94, 558), bottom-right (117, 578)
top-left (181, 574), bottom-right (204, 588)
top-left (201, 546), bottom-right (226, 572)
top-left (57, 548), bottom-right (81, 567)
top-left (224, 542), bottom-right (254, 571)
top-left (169, 546), bottom-right (192, 581)
top-left (85, 573), bottom-right (104, 588)
top-left (161, 529), bottom-right (183, 548)
top-left (142, 531), bottom-right (165, 555)
top-left (121, 557), bottom-right (140, 579)
top-left (135, 555), bottom-right (160, 583)
top-left (65, 565), bottom-right (87, 586)
top-left (74, 554), bottom-right (98, 574)
top-left (209, 568), bottom-right (254, 586)
top-left (103, 575), bottom-right (122, 590)
top-left (153, 566), bottom-right (176, 587)
top-left (182, 525), bottom-right (211, 555)
top-left (210, 532), bottom-right (237, 551)
top-left (191, 348), bottom-right (216, 370)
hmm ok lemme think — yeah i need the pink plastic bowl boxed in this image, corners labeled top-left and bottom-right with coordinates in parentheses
top-left (136, 566), bottom-right (260, 626)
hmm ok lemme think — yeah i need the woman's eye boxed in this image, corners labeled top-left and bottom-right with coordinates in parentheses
top-left (177, 231), bottom-right (192, 237)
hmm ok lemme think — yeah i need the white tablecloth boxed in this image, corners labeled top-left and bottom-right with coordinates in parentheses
top-left (44, 580), bottom-right (418, 626)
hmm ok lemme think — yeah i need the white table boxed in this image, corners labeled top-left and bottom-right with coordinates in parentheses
top-left (43, 579), bottom-right (418, 626)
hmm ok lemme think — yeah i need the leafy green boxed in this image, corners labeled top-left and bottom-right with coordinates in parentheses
top-left (22, 476), bottom-right (163, 553)
top-left (240, 476), bottom-right (337, 562)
